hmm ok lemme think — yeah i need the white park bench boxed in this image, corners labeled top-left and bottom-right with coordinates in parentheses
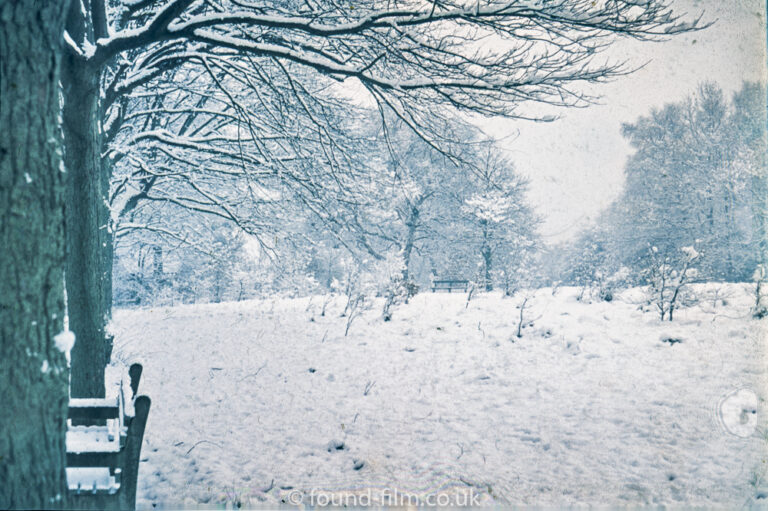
top-left (66, 363), bottom-right (150, 510)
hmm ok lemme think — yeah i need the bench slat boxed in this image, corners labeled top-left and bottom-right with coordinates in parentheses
top-left (67, 451), bottom-right (120, 470)
top-left (67, 425), bottom-right (122, 454)
top-left (68, 406), bottom-right (120, 420)
top-left (69, 397), bottom-right (120, 420)
top-left (66, 467), bottom-right (120, 493)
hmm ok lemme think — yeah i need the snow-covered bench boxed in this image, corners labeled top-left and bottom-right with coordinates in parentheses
top-left (431, 279), bottom-right (469, 293)
top-left (66, 363), bottom-right (150, 510)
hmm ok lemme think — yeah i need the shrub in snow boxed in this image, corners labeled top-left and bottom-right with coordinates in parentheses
top-left (561, 229), bottom-right (626, 302)
top-left (113, 226), bottom-right (273, 306)
top-left (333, 258), bottom-right (365, 318)
top-left (332, 256), bottom-right (383, 335)
top-left (581, 266), bottom-right (631, 303)
top-left (511, 290), bottom-right (540, 338)
top-left (500, 252), bottom-right (537, 298)
top-left (599, 267), bottom-right (631, 302)
top-left (377, 253), bottom-right (415, 321)
top-left (643, 245), bottom-right (699, 321)
top-left (515, 296), bottom-right (531, 338)
top-left (333, 252), bottom-right (418, 323)
top-left (344, 294), bottom-right (366, 336)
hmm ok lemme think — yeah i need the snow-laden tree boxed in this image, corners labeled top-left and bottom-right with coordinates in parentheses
top-left (108, 63), bottom-right (374, 305)
top-left (108, 59), bottom-right (374, 245)
top-left (732, 83), bottom-right (768, 278)
top-left (448, 151), bottom-right (539, 291)
top-left (607, 82), bottom-right (766, 281)
top-left (0, 1), bottom-right (71, 506)
top-left (321, 118), bottom-right (539, 298)
top-left (643, 244), bottom-right (700, 321)
top-left (57, 0), bottom-right (702, 397)
top-left (353, 116), bottom-right (481, 284)
top-left (114, 217), bottom-right (263, 305)
top-left (557, 81), bottom-right (766, 292)
top-left (554, 220), bottom-right (632, 301)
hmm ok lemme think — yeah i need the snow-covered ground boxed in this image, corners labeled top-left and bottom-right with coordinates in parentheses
top-left (110, 284), bottom-right (768, 508)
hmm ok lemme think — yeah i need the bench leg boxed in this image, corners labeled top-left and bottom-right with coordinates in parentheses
top-left (118, 395), bottom-right (151, 510)
top-left (129, 363), bottom-right (143, 399)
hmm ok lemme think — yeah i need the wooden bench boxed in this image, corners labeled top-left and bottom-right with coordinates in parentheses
top-left (66, 363), bottom-right (151, 510)
top-left (431, 279), bottom-right (469, 293)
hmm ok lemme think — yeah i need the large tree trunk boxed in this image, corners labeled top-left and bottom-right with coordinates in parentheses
top-left (0, 0), bottom-right (71, 507)
top-left (61, 53), bottom-right (113, 399)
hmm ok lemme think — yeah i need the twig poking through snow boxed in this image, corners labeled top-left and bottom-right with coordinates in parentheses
top-left (238, 362), bottom-right (267, 382)
top-left (517, 297), bottom-right (529, 338)
top-left (344, 294), bottom-right (365, 336)
top-left (261, 479), bottom-right (275, 493)
top-left (185, 440), bottom-right (222, 456)
top-left (465, 283), bottom-right (475, 309)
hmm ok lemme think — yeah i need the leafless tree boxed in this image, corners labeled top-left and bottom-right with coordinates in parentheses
top-left (60, 0), bottom-right (704, 396)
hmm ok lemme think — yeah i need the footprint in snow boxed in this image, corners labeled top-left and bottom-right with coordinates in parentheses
top-left (327, 439), bottom-right (346, 452)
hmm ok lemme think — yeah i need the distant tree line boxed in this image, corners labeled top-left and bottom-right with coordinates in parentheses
top-left (114, 116), bottom-right (540, 306)
top-left (555, 81), bottom-right (766, 293)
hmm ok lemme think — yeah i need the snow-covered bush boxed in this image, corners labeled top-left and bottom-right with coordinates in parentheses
top-left (643, 245), bottom-right (700, 321)
top-left (591, 266), bottom-right (631, 303)
top-left (500, 250), bottom-right (537, 297)
top-left (333, 257), bottom-right (377, 334)
top-left (370, 252), bottom-right (418, 321)
top-left (113, 225), bottom-right (273, 306)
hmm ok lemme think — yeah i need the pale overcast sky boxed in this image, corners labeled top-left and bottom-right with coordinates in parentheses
top-left (481, 0), bottom-right (767, 245)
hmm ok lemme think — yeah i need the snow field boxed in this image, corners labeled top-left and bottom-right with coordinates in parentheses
top-left (109, 284), bottom-right (767, 508)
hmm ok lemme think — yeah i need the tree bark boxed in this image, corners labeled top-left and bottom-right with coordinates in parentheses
top-left (61, 51), bottom-right (113, 399)
top-left (482, 246), bottom-right (493, 291)
top-left (401, 204), bottom-right (421, 283)
top-left (0, 0), bottom-right (71, 507)
top-left (481, 220), bottom-right (493, 291)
